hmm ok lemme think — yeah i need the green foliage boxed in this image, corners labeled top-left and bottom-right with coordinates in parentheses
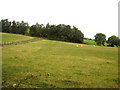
top-left (1, 19), bottom-right (11, 33)
top-left (107, 35), bottom-right (120, 47)
top-left (1, 19), bottom-right (29, 35)
top-left (1, 19), bottom-right (84, 44)
top-left (95, 33), bottom-right (106, 46)
top-left (11, 20), bottom-right (17, 34)
top-left (30, 24), bottom-right (84, 43)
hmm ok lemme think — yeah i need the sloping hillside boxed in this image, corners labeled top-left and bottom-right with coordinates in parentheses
top-left (2, 33), bottom-right (34, 42)
top-left (2, 33), bottom-right (118, 88)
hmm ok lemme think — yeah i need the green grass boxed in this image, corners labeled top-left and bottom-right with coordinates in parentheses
top-left (1, 33), bottom-right (34, 42)
top-left (83, 39), bottom-right (109, 46)
top-left (83, 40), bottom-right (97, 45)
top-left (2, 33), bottom-right (118, 88)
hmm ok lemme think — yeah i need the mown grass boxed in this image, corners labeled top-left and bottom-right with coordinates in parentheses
top-left (2, 33), bottom-right (118, 88)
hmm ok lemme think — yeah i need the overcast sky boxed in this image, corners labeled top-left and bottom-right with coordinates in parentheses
top-left (0, 0), bottom-right (119, 39)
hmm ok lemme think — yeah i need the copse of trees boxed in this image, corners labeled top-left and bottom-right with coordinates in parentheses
top-left (107, 35), bottom-right (120, 47)
top-left (29, 23), bottom-right (84, 43)
top-left (94, 33), bottom-right (120, 47)
top-left (1, 19), bottom-right (119, 47)
top-left (95, 33), bottom-right (106, 46)
top-left (1, 19), bottom-right (29, 35)
top-left (1, 19), bottom-right (11, 33)
top-left (1, 19), bottom-right (84, 43)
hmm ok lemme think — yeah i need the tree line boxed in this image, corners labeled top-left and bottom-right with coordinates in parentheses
top-left (1, 19), bottom-right (84, 43)
top-left (1, 19), bottom-right (29, 35)
top-left (95, 33), bottom-right (120, 47)
top-left (0, 19), bottom-right (120, 47)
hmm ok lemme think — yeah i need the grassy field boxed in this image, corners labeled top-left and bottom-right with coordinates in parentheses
top-left (83, 40), bottom-right (97, 45)
top-left (83, 39), bottom-right (109, 46)
top-left (1, 33), bottom-right (34, 42)
top-left (2, 33), bottom-right (118, 88)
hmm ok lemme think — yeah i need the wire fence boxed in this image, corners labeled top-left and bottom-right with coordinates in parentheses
top-left (0, 38), bottom-right (42, 46)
